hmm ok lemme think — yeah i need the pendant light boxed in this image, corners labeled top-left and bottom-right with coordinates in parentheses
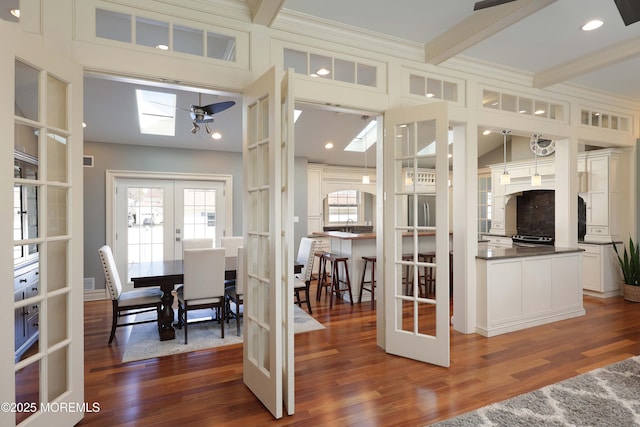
top-left (361, 115), bottom-right (370, 184)
top-left (531, 133), bottom-right (542, 187)
top-left (500, 129), bottom-right (511, 185)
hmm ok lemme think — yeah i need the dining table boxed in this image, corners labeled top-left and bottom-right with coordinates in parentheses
top-left (128, 257), bottom-right (303, 341)
top-left (128, 257), bottom-right (238, 341)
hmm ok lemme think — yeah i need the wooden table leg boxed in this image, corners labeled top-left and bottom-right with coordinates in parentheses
top-left (158, 288), bottom-right (176, 341)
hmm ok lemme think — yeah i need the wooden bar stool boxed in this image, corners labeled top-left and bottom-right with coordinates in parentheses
top-left (418, 252), bottom-right (436, 298)
top-left (315, 250), bottom-right (331, 301)
top-left (324, 253), bottom-right (353, 309)
top-left (358, 256), bottom-right (377, 309)
top-left (402, 254), bottom-right (414, 296)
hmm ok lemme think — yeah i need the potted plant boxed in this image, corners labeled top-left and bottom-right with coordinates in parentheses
top-left (613, 237), bottom-right (640, 302)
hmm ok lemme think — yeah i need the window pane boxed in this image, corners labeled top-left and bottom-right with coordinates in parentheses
top-left (96, 9), bottom-right (131, 43)
top-left (310, 54), bottom-right (332, 79)
top-left (136, 17), bottom-right (169, 49)
top-left (174, 25), bottom-right (203, 56)
top-left (15, 60), bottom-right (39, 121)
top-left (283, 48), bottom-right (308, 74)
top-left (357, 63), bottom-right (376, 87)
top-left (335, 58), bottom-right (355, 83)
top-left (207, 31), bottom-right (236, 61)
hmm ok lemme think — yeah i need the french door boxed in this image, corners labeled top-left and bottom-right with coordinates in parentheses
top-left (383, 102), bottom-right (450, 367)
top-left (242, 67), bottom-right (294, 418)
top-left (112, 176), bottom-right (227, 284)
top-left (2, 20), bottom-right (84, 427)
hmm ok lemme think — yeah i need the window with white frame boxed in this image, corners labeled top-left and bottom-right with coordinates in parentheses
top-left (326, 190), bottom-right (359, 223)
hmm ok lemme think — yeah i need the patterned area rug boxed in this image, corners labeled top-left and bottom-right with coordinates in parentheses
top-left (431, 355), bottom-right (640, 426)
top-left (122, 305), bottom-right (324, 363)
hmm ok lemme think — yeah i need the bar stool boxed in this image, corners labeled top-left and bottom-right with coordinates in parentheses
top-left (418, 252), bottom-right (436, 298)
top-left (324, 253), bottom-right (353, 309)
top-left (402, 254), bottom-right (414, 296)
top-left (315, 250), bottom-right (330, 301)
top-left (359, 256), bottom-right (377, 309)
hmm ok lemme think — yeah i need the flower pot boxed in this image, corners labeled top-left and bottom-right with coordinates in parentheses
top-left (623, 284), bottom-right (640, 302)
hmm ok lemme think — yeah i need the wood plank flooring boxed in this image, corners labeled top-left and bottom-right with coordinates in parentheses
top-left (79, 290), bottom-right (640, 426)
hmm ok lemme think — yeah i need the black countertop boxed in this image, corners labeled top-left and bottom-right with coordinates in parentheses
top-left (477, 245), bottom-right (583, 260)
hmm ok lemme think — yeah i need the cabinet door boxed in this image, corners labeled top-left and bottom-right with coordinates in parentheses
top-left (581, 252), bottom-right (601, 292)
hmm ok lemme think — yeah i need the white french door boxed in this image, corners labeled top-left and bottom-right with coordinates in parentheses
top-left (383, 102), bottom-right (450, 367)
top-left (113, 177), bottom-right (226, 283)
top-left (2, 20), bottom-right (84, 427)
top-left (242, 67), bottom-right (294, 419)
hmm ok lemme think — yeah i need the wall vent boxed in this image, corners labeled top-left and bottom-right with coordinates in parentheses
top-left (83, 277), bottom-right (95, 290)
top-left (83, 155), bottom-right (94, 167)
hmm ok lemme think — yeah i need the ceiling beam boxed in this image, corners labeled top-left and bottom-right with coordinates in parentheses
top-left (246, 0), bottom-right (285, 27)
top-left (533, 36), bottom-right (640, 89)
top-left (425, 0), bottom-right (557, 65)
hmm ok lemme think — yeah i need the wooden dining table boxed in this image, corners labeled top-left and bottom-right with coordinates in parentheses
top-left (128, 258), bottom-right (303, 341)
top-left (128, 257), bottom-right (238, 341)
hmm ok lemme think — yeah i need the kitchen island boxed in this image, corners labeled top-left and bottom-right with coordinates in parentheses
top-left (476, 245), bottom-right (585, 337)
top-left (311, 231), bottom-right (445, 304)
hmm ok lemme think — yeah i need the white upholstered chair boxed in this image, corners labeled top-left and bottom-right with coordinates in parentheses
top-left (182, 238), bottom-right (214, 254)
top-left (294, 237), bottom-right (319, 314)
top-left (177, 247), bottom-right (226, 344)
top-left (98, 245), bottom-right (162, 345)
top-left (225, 247), bottom-right (244, 336)
top-left (220, 236), bottom-right (243, 258)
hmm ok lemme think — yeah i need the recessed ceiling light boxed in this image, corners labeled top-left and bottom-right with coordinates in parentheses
top-left (324, 142), bottom-right (334, 149)
top-left (156, 44), bottom-right (169, 50)
top-left (425, 93), bottom-right (435, 98)
top-left (482, 130), bottom-right (491, 135)
top-left (316, 68), bottom-right (330, 76)
top-left (534, 109), bottom-right (546, 115)
top-left (211, 132), bottom-right (222, 140)
top-left (82, 122), bottom-right (87, 128)
top-left (10, 9), bottom-right (20, 18)
top-left (581, 19), bottom-right (604, 31)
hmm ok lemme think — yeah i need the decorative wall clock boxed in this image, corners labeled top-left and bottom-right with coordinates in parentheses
top-left (530, 135), bottom-right (555, 156)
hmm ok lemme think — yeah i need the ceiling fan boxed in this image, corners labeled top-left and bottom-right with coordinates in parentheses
top-left (185, 93), bottom-right (235, 134)
top-left (473, 0), bottom-right (640, 26)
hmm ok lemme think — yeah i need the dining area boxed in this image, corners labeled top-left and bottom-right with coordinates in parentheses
top-left (99, 236), bottom-right (244, 344)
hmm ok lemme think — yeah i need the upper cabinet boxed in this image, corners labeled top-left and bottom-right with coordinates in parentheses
top-left (584, 150), bottom-right (621, 243)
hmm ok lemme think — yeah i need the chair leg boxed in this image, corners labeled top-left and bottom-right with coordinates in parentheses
top-left (108, 300), bottom-right (118, 344)
top-left (236, 298), bottom-right (241, 336)
top-left (305, 281), bottom-right (312, 314)
top-left (220, 303), bottom-right (225, 339)
top-left (184, 301), bottom-right (189, 344)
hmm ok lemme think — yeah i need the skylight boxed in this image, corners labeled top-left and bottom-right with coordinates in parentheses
top-left (344, 120), bottom-right (377, 152)
top-left (136, 89), bottom-right (177, 136)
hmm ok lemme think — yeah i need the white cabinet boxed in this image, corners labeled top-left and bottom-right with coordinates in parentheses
top-left (307, 165), bottom-right (324, 233)
top-left (578, 242), bottom-right (621, 298)
top-left (584, 151), bottom-right (620, 242)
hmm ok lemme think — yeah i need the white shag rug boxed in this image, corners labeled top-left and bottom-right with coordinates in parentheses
top-left (122, 305), bottom-right (324, 363)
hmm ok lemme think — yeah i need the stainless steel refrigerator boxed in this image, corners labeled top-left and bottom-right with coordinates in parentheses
top-left (407, 194), bottom-right (436, 227)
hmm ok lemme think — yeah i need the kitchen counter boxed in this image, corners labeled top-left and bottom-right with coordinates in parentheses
top-left (477, 245), bottom-right (583, 260)
top-left (476, 246), bottom-right (584, 337)
top-left (311, 230), bottom-right (438, 240)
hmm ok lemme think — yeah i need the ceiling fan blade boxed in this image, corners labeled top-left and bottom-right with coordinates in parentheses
top-left (201, 100), bottom-right (236, 115)
top-left (614, 0), bottom-right (640, 26)
top-left (473, 0), bottom-right (518, 11)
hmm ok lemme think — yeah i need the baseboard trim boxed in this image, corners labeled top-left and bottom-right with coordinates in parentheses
top-left (84, 289), bottom-right (108, 301)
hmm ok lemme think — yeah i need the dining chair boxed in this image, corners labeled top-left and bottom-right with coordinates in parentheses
top-left (177, 247), bottom-right (226, 344)
top-left (294, 237), bottom-right (319, 314)
top-left (98, 245), bottom-right (163, 345)
top-left (221, 236), bottom-right (243, 258)
top-left (225, 247), bottom-right (244, 336)
top-left (182, 238), bottom-right (214, 253)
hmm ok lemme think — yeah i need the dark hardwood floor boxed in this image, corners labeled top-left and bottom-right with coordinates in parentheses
top-left (80, 286), bottom-right (640, 427)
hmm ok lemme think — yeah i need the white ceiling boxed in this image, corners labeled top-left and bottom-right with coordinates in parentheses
top-left (82, 0), bottom-right (640, 166)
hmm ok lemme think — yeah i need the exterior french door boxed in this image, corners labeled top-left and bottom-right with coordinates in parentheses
top-left (383, 102), bottom-right (450, 367)
top-left (113, 177), bottom-right (226, 284)
top-left (242, 67), bottom-right (294, 418)
top-left (2, 20), bottom-right (84, 427)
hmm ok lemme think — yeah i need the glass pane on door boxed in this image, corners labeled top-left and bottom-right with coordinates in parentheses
top-left (127, 186), bottom-right (165, 263)
top-left (182, 187), bottom-right (216, 240)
